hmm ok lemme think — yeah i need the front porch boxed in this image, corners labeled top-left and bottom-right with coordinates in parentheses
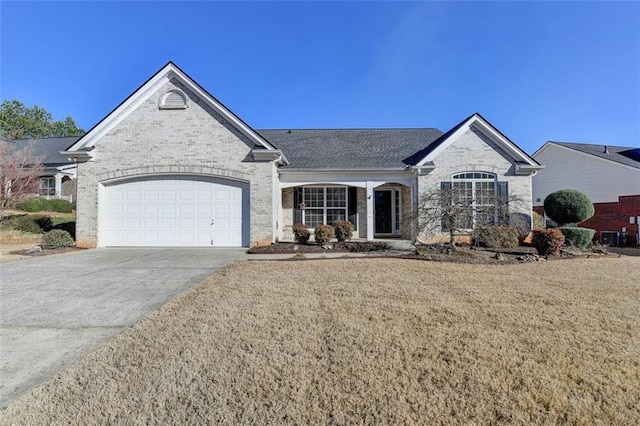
top-left (279, 182), bottom-right (413, 241)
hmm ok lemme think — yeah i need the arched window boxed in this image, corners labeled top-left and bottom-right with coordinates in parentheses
top-left (441, 172), bottom-right (507, 230)
top-left (159, 90), bottom-right (188, 109)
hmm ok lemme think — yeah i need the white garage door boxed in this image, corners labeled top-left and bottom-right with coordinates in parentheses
top-left (103, 176), bottom-right (247, 247)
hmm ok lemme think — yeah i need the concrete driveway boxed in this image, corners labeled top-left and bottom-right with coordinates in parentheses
top-left (0, 247), bottom-right (247, 409)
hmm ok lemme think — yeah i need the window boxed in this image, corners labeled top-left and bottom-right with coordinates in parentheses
top-left (39, 177), bottom-right (55, 196)
top-left (303, 187), bottom-right (347, 228)
top-left (443, 172), bottom-right (507, 230)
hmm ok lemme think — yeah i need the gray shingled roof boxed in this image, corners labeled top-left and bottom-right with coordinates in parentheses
top-left (8, 136), bottom-right (81, 167)
top-left (256, 128), bottom-right (444, 169)
top-left (551, 141), bottom-right (640, 170)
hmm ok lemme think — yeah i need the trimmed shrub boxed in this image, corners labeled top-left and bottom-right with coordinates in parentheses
top-left (47, 199), bottom-right (73, 213)
top-left (41, 229), bottom-right (75, 249)
top-left (472, 226), bottom-right (519, 249)
top-left (292, 223), bottom-right (310, 244)
top-left (560, 227), bottom-right (596, 249)
top-left (532, 229), bottom-right (565, 256)
top-left (18, 197), bottom-right (73, 213)
top-left (18, 197), bottom-right (47, 212)
top-left (2, 214), bottom-right (53, 234)
top-left (53, 221), bottom-right (76, 239)
top-left (333, 220), bottom-right (354, 242)
top-left (314, 224), bottom-right (335, 246)
top-left (543, 190), bottom-right (594, 226)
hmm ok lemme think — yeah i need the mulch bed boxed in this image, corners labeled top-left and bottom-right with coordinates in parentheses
top-left (248, 242), bottom-right (622, 265)
top-left (246, 241), bottom-right (390, 254)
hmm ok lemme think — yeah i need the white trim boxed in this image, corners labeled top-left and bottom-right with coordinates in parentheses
top-left (416, 114), bottom-right (541, 169)
top-left (300, 186), bottom-right (348, 228)
top-left (66, 63), bottom-right (280, 159)
top-left (534, 142), bottom-right (640, 173)
top-left (159, 89), bottom-right (189, 109)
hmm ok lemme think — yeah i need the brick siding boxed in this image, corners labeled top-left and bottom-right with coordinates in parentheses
top-left (535, 195), bottom-right (640, 246)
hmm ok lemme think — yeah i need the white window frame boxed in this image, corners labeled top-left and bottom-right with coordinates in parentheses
top-left (451, 172), bottom-right (498, 229)
top-left (302, 186), bottom-right (348, 228)
top-left (39, 177), bottom-right (56, 196)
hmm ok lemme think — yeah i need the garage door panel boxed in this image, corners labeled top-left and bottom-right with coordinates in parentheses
top-left (103, 176), bottom-right (247, 247)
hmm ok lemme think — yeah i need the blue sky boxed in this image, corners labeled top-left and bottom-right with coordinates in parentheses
top-left (1, 1), bottom-right (638, 154)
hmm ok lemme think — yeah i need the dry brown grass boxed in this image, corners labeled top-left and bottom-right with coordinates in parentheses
top-left (2, 258), bottom-right (639, 424)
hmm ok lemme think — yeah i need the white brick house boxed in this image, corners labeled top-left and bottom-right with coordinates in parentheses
top-left (63, 62), bottom-right (542, 248)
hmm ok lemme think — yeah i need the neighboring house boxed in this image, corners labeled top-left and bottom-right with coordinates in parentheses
top-left (9, 137), bottom-right (80, 202)
top-left (532, 142), bottom-right (640, 246)
top-left (62, 62), bottom-right (542, 248)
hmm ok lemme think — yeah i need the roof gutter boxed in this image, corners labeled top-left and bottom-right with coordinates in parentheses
top-left (279, 167), bottom-right (410, 174)
top-left (410, 163), bottom-right (436, 176)
top-left (251, 148), bottom-right (289, 166)
top-left (515, 163), bottom-right (545, 175)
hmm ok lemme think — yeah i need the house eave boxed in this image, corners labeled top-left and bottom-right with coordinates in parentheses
top-left (279, 167), bottom-right (410, 174)
top-left (251, 149), bottom-right (289, 165)
top-left (515, 163), bottom-right (545, 175)
top-left (60, 150), bottom-right (93, 162)
top-left (410, 163), bottom-right (436, 175)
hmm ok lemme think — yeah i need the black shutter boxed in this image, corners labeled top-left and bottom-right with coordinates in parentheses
top-left (293, 187), bottom-right (302, 224)
top-left (497, 181), bottom-right (508, 225)
top-left (441, 181), bottom-right (452, 231)
top-left (348, 187), bottom-right (358, 230)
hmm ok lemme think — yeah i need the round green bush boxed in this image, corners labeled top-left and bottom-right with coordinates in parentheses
top-left (18, 197), bottom-right (47, 212)
top-left (332, 220), bottom-right (354, 242)
top-left (46, 199), bottom-right (73, 213)
top-left (292, 223), bottom-right (310, 244)
top-left (543, 190), bottom-right (594, 226)
top-left (314, 224), bottom-right (335, 246)
top-left (41, 229), bottom-right (75, 249)
top-left (559, 227), bottom-right (596, 249)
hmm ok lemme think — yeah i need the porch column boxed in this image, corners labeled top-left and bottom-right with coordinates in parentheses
top-left (54, 173), bottom-right (63, 198)
top-left (366, 181), bottom-right (375, 240)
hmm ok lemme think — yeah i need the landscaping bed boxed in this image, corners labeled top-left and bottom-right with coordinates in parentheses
top-left (247, 241), bottom-right (390, 254)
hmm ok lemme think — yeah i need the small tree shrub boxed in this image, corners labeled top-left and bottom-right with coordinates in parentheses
top-left (532, 229), bottom-right (565, 256)
top-left (532, 211), bottom-right (544, 229)
top-left (543, 189), bottom-right (594, 226)
top-left (559, 227), bottom-right (595, 249)
top-left (333, 220), bottom-right (354, 242)
top-left (47, 199), bottom-right (73, 213)
top-left (18, 197), bottom-right (47, 212)
top-left (41, 229), bottom-right (75, 249)
top-left (292, 223), bottom-right (310, 244)
top-left (314, 224), bottom-right (335, 246)
top-left (472, 226), bottom-right (519, 249)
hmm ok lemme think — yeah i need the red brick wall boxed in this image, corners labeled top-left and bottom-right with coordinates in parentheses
top-left (536, 195), bottom-right (640, 246)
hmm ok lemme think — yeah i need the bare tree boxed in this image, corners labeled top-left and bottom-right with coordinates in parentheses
top-left (0, 140), bottom-right (43, 209)
top-left (414, 184), bottom-right (529, 246)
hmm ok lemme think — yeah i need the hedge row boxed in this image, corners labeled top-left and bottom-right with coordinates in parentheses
top-left (18, 197), bottom-right (73, 213)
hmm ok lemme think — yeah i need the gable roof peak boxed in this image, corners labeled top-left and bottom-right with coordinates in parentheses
top-left (412, 112), bottom-right (541, 171)
top-left (63, 61), bottom-right (280, 159)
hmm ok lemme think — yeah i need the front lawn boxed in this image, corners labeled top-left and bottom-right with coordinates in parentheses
top-left (1, 258), bottom-right (638, 424)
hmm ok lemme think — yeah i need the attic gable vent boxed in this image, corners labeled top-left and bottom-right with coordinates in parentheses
top-left (159, 90), bottom-right (188, 110)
